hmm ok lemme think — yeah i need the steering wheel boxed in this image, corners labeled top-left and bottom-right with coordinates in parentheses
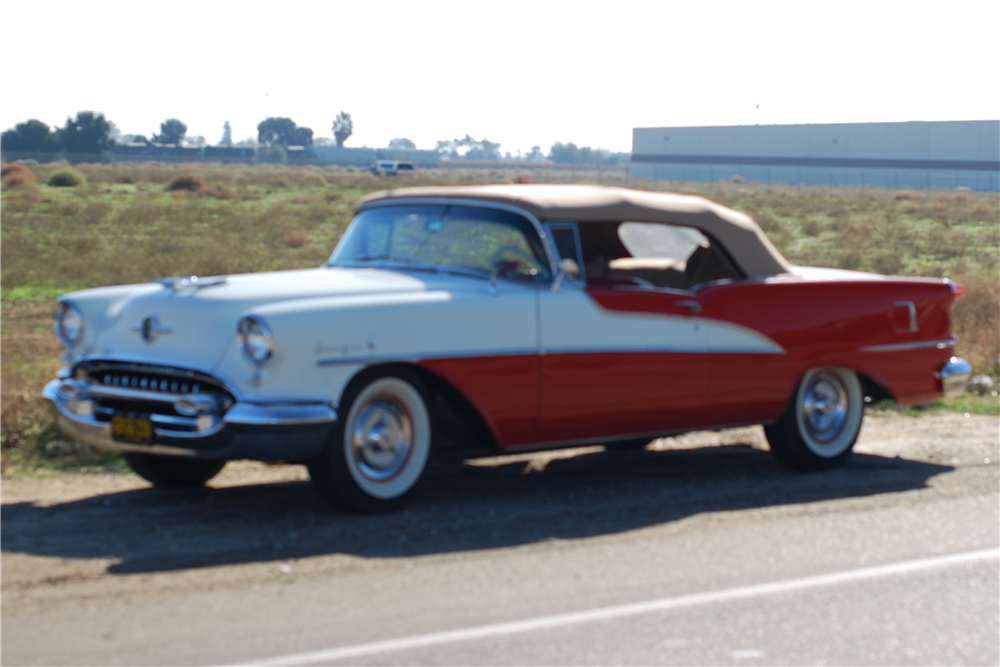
top-left (489, 246), bottom-right (544, 279)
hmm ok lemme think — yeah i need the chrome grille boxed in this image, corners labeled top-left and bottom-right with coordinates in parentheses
top-left (96, 371), bottom-right (206, 395)
top-left (74, 362), bottom-right (235, 432)
top-left (80, 363), bottom-right (233, 402)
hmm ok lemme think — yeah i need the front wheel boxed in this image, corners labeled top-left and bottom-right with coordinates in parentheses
top-left (308, 371), bottom-right (432, 513)
top-left (124, 453), bottom-right (226, 488)
top-left (764, 367), bottom-right (864, 471)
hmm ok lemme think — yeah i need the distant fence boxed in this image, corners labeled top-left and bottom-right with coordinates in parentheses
top-left (1, 151), bottom-right (112, 165)
top-left (2, 150), bottom-right (633, 175)
top-left (0, 150), bottom-right (316, 166)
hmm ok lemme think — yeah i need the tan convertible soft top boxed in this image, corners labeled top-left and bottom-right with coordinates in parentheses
top-left (358, 185), bottom-right (792, 277)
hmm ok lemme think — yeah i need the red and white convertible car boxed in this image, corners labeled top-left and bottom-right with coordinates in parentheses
top-left (44, 185), bottom-right (971, 511)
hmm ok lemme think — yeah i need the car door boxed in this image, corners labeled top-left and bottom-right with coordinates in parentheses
top-left (537, 221), bottom-right (710, 443)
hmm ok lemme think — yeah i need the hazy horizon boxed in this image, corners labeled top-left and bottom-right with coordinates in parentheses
top-left (3, 0), bottom-right (998, 155)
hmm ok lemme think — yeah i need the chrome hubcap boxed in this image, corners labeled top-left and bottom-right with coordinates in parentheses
top-left (801, 372), bottom-right (849, 443)
top-left (351, 397), bottom-right (413, 481)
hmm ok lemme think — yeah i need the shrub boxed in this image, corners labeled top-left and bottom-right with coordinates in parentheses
top-left (513, 174), bottom-right (532, 184)
top-left (167, 174), bottom-right (205, 192)
top-left (730, 174), bottom-right (744, 183)
top-left (2, 163), bottom-right (33, 179)
top-left (270, 178), bottom-right (290, 189)
top-left (3, 173), bottom-right (33, 188)
top-left (283, 231), bottom-right (309, 248)
top-left (300, 173), bottom-right (327, 188)
top-left (46, 168), bottom-right (86, 187)
top-left (2, 163), bottom-right (35, 187)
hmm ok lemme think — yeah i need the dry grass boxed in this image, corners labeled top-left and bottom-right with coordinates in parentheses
top-left (2, 163), bottom-right (997, 471)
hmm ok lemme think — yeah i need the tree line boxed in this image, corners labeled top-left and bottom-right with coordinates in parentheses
top-left (1, 112), bottom-right (116, 154)
top-left (2, 111), bottom-right (628, 164)
top-left (0, 112), bottom-right (356, 154)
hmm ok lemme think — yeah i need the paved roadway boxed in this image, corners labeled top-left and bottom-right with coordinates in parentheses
top-left (2, 415), bottom-right (998, 665)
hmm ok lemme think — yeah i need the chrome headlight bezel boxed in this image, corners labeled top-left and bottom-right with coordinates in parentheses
top-left (237, 315), bottom-right (273, 367)
top-left (54, 301), bottom-right (85, 348)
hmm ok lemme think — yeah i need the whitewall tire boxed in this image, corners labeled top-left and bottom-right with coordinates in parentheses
top-left (308, 370), bottom-right (431, 512)
top-left (765, 367), bottom-right (864, 471)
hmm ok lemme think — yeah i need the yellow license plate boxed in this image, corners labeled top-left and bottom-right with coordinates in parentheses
top-left (111, 414), bottom-right (153, 444)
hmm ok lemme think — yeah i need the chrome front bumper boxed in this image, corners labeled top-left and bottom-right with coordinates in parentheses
top-left (939, 357), bottom-right (973, 399)
top-left (43, 379), bottom-right (337, 461)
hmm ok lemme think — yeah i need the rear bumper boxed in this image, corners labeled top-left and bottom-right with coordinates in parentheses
top-left (939, 357), bottom-right (973, 399)
top-left (43, 379), bottom-right (337, 461)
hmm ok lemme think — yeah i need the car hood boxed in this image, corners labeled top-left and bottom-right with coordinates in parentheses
top-left (80, 267), bottom-right (428, 370)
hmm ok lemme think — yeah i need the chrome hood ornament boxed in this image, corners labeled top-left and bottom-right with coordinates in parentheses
top-left (153, 275), bottom-right (228, 291)
top-left (131, 314), bottom-right (172, 343)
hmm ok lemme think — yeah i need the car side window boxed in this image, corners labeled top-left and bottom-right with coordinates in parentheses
top-left (544, 222), bottom-right (585, 283)
top-left (578, 221), bottom-right (741, 290)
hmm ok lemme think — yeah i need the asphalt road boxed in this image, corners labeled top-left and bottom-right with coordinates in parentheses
top-left (2, 414), bottom-right (998, 666)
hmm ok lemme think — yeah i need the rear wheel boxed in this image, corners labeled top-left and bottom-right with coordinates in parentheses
top-left (308, 370), bottom-right (432, 513)
top-left (124, 453), bottom-right (226, 488)
top-left (764, 367), bottom-right (864, 471)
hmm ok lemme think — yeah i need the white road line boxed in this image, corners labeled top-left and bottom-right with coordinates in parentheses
top-left (235, 548), bottom-right (999, 667)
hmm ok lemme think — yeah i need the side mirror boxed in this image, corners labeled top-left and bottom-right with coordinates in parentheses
top-left (552, 259), bottom-right (581, 292)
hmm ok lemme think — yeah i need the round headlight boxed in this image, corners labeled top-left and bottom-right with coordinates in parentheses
top-left (54, 301), bottom-right (84, 347)
top-left (237, 316), bottom-right (273, 367)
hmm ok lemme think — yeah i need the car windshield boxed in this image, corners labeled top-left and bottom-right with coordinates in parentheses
top-left (329, 205), bottom-right (551, 281)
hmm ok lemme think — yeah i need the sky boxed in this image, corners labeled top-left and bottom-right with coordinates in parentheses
top-left (2, 0), bottom-right (998, 155)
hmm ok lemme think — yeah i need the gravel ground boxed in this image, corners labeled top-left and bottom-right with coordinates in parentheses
top-left (2, 414), bottom-right (997, 620)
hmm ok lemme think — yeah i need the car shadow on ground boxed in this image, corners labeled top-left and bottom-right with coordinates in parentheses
top-left (1, 442), bottom-right (952, 575)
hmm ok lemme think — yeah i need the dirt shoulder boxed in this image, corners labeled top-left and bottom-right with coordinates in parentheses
top-left (3, 414), bottom-right (998, 619)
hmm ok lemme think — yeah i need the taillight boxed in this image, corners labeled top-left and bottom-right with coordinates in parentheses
top-left (949, 280), bottom-right (964, 299)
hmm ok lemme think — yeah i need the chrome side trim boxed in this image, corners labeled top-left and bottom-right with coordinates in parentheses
top-left (939, 357), bottom-right (973, 398)
top-left (542, 345), bottom-right (785, 355)
top-left (315, 343), bottom-right (787, 367)
top-left (316, 348), bottom-right (536, 367)
top-left (858, 335), bottom-right (958, 353)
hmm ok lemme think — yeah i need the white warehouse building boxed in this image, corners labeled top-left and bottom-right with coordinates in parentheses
top-left (631, 120), bottom-right (1000, 191)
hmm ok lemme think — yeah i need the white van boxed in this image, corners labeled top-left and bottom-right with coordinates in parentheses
top-left (369, 160), bottom-right (415, 175)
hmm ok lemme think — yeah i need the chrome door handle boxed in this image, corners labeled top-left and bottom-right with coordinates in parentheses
top-left (673, 300), bottom-right (702, 314)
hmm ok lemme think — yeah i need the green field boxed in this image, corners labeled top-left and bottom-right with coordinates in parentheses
top-left (2, 161), bottom-right (997, 471)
